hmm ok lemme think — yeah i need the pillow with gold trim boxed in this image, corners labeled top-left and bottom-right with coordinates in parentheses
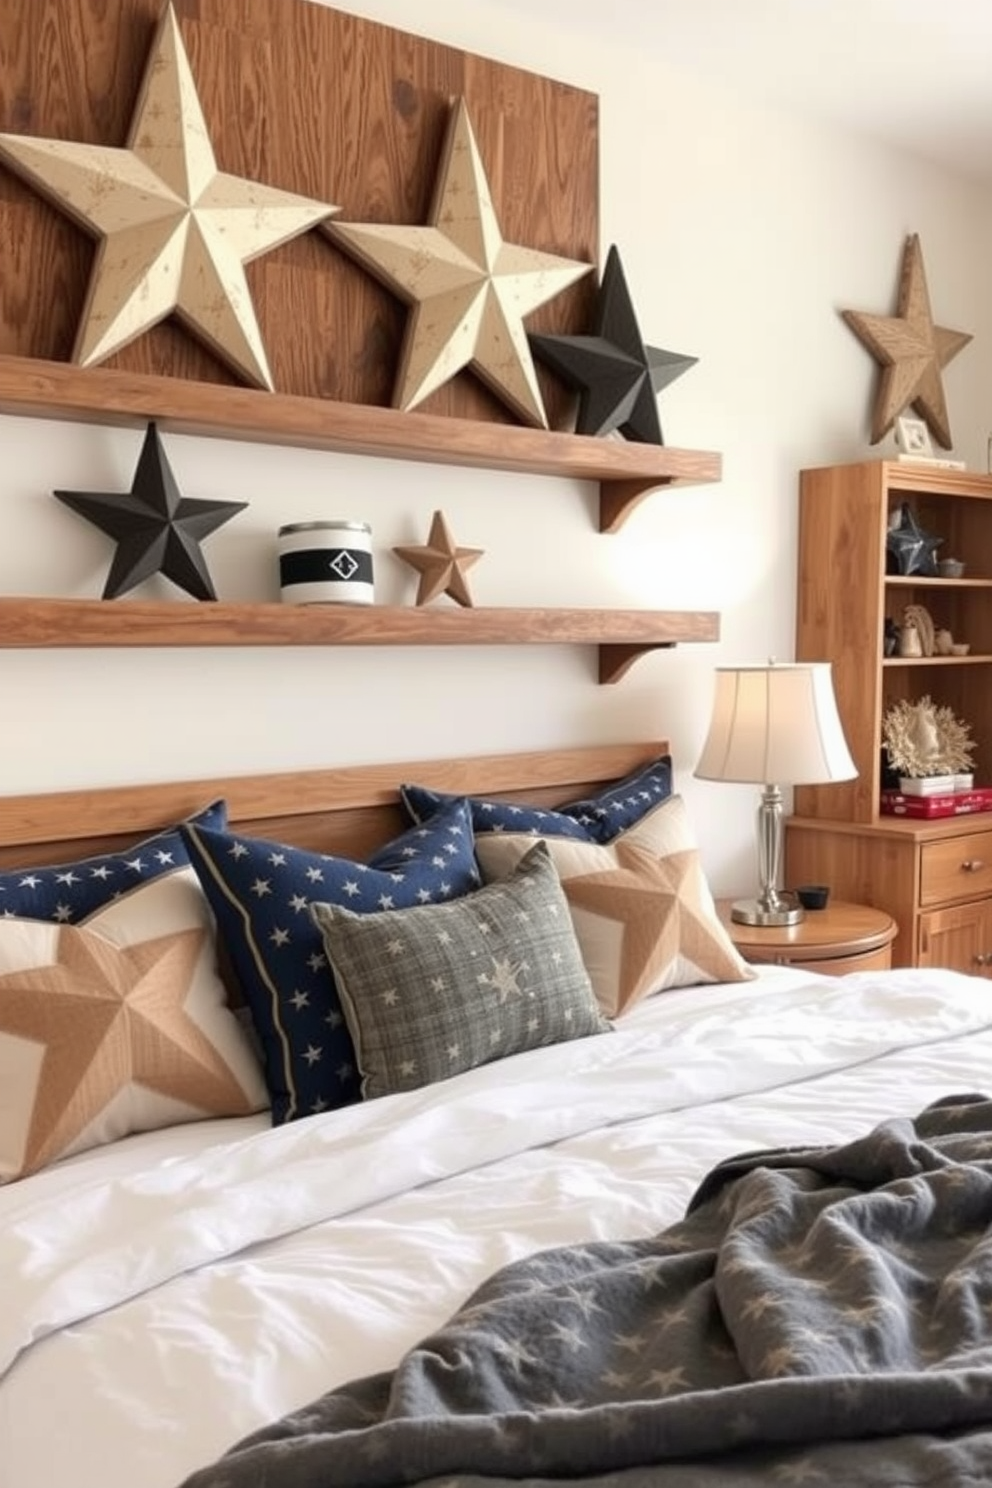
top-left (474, 795), bottom-right (755, 1018)
top-left (180, 799), bottom-right (480, 1125)
top-left (0, 866), bottom-right (268, 1183)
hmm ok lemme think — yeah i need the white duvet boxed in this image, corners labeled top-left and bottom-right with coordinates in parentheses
top-left (3, 964), bottom-right (992, 1488)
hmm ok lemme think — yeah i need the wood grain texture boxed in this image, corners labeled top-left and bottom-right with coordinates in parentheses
top-left (0, 738), bottom-right (670, 860)
top-left (917, 899), bottom-right (992, 976)
top-left (0, 351), bottom-right (722, 530)
top-left (785, 812), bottom-right (992, 973)
top-left (0, 0), bottom-right (598, 428)
top-left (794, 459), bottom-right (992, 824)
top-left (784, 818), bottom-right (920, 968)
top-left (716, 898), bottom-right (896, 969)
top-left (0, 598), bottom-right (720, 682)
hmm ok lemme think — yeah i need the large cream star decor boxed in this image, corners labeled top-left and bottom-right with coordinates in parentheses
top-left (0, 2), bottom-right (338, 389)
top-left (841, 234), bottom-right (972, 449)
top-left (325, 97), bottom-right (593, 427)
top-left (393, 509), bottom-right (484, 607)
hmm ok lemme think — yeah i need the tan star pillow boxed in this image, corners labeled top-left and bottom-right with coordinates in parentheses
top-left (475, 795), bottom-right (755, 1017)
top-left (0, 867), bottom-right (268, 1183)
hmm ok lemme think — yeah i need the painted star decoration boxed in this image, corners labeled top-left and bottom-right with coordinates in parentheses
top-left (530, 244), bottom-right (697, 444)
top-left (54, 421), bottom-right (246, 600)
top-left (841, 233), bottom-right (972, 449)
top-left (0, 2), bottom-right (338, 389)
top-left (325, 97), bottom-right (593, 428)
top-left (393, 510), bottom-right (484, 607)
top-left (886, 501), bottom-right (942, 577)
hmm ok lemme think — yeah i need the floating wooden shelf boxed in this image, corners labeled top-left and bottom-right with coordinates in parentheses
top-left (0, 597), bottom-right (719, 684)
top-left (0, 355), bottom-right (721, 534)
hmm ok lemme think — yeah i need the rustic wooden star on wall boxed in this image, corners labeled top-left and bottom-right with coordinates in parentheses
top-left (325, 97), bottom-right (593, 428)
top-left (529, 245), bottom-right (697, 444)
top-left (0, 2), bottom-right (337, 389)
top-left (54, 421), bottom-right (247, 600)
top-left (393, 510), bottom-right (484, 607)
top-left (841, 233), bottom-right (972, 449)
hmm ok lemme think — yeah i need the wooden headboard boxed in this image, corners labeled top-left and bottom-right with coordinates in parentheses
top-left (0, 741), bottom-right (670, 868)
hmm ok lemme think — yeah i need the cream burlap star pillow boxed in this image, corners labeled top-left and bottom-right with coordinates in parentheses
top-left (475, 796), bottom-right (755, 1018)
top-left (0, 867), bottom-right (268, 1183)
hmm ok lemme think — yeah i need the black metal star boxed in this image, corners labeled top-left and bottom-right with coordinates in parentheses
top-left (886, 502), bottom-right (943, 577)
top-left (54, 422), bottom-right (247, 600)
top-left (529, 243), bottom-right (697, 444)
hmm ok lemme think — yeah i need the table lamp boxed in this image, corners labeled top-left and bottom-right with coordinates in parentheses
top-left (694, 661), bottom-right (856, 927)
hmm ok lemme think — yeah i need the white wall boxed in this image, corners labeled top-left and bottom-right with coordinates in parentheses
top-left (2, 0), bottom-right (991, 898)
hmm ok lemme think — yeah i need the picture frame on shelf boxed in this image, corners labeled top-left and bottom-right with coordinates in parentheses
top-left (894, 413), bottom-right (934, 459)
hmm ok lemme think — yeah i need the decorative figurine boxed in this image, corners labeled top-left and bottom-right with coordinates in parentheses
top-left (53, 421), bottom-right (247, 601)
top-left (886, 503), bottom-right (942, 577)
top-left (393, 510), bottom-right (484, 607)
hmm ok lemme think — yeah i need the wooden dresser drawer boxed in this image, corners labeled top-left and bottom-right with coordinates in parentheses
top-left (920, 831), bottom-right (992, 907)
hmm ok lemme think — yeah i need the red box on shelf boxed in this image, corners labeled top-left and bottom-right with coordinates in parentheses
top-left (879, 787), bottom-right (992, 819)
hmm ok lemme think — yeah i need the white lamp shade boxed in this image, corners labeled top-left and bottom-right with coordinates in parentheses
top-left (694, 662), bottom-right (856, 786)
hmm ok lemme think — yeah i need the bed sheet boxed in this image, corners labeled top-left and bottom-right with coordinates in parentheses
top-left (3, 964), bottom-right (992, 1488)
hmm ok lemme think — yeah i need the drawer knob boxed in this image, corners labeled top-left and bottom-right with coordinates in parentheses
top-left (962, 859), bottom-right (985, 872)
top-left (976, 954), bottom-right (988, 966)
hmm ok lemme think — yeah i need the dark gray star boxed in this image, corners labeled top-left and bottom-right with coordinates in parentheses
top-left (54, 422), bottom-right (247, 600)
top-left (529, 243), bottom-right (697, 444)
top-left (886, 501), bottom-right (942, 577)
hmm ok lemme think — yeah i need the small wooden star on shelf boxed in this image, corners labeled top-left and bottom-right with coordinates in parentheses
top-left (393, 511), bottom-right (484, 607)
top-left (54, 421), bottom-right (247, 600)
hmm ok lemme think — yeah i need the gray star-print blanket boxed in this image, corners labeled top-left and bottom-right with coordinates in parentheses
top-left (180, 1094), bottom-right (992, 1487)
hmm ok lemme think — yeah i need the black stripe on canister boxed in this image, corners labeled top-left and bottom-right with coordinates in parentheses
top-left (280, 548), bottom-right (374, 585)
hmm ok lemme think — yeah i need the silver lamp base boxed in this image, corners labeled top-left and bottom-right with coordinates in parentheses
top-left (731, 781), bottom-right (806, 927)
top-left (730, 892), bottom-right (804, 927)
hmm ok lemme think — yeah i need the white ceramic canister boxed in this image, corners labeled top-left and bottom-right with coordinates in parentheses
top-left (277, 521), bottom-right (374, 604)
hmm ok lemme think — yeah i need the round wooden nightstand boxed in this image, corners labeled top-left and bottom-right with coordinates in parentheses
top-left (716, 899), bottom-right (898, 975)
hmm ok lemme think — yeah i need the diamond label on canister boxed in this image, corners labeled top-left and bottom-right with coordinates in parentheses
top-left (329, 550), bottom-right (359, 579)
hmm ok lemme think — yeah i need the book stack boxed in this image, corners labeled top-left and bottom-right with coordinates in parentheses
top-left (880, 786), bottom-right (992, 819)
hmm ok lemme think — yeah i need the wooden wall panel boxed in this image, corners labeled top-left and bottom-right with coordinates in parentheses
top-left (0, 0), bottom-right (598, 427)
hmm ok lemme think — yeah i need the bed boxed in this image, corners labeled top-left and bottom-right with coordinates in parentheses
top-left (2, 739), bottom-right (992, 1488)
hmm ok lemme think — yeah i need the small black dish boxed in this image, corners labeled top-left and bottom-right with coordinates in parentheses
top-left (796, 884), bottom-right (830, 911)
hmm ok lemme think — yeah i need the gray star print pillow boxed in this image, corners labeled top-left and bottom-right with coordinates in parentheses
top-left (310, 841), bottom-right (610, 1100)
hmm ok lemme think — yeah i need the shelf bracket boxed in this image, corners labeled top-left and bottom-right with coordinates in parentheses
top-left (599, 478), bottom-right (673, 534)
top-left (599, 640), bottom-right (676, 684)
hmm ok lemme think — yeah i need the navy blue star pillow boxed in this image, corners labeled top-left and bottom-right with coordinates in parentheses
top-left (0, 800), bottom-right (226, 923)
top-left (181, 799), bottom-right (480, 1125)
top-left (400, 754), bottom-right (673, 846)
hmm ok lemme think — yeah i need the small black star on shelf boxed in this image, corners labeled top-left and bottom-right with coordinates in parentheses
top-left (529, 243), bottom-right (697, 444)
top-left (54, 422), bottom-right (247, 600)
top-left (886, 502), bottom-right (943, 577)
